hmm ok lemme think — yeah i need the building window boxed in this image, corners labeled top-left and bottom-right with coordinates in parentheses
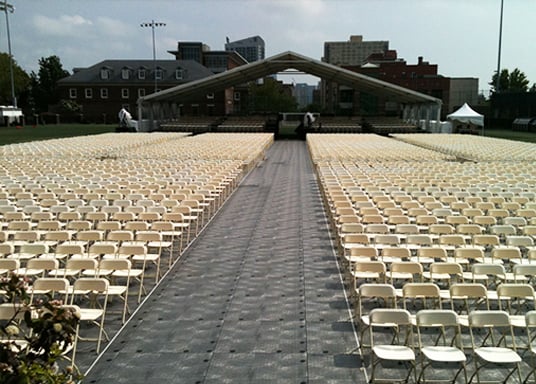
top-left (100, 69), bottom-right (109, 80)
top-left (138, 69), bottom-right (146, 79)
top-left (85, 88), bottom-right (93, 99)
top-left (121, 88), bottom-right (129, 99)
top-left (155, 69), bottom-right (163, 80)
top-left (100, 88), bottom-right (108, 99)
top-left (121, 68), bottom-right (130, 80)
top-left (138, 88), bottom-right (146, 98)
top-left (234, 92), bottom-right (241, 101)
top-left (206, 93), bottom-right (214, 100)
top-left (69, 88), bottom-right (77, 99)
top-left (175, 68), bottom-right (183, 80)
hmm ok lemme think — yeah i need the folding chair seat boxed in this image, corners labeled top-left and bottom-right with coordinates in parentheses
top-left (380, 247), bottom-right (411, 264)
top-left (356, 283), bottom-right (397, 350)
top-left (345, 247), bottom-right (379, 272)
top-left (503, 216), bottom-right (528, 234)
top-left (0, 258), bottom-right (19, 276)
top-left (103, 230), bottom-right (134, 247)
top-left (506, 235), bottom-right (535, 252)
top-left (29, 277), bottom-right (70, 304)
top-left (525, 311), bottom-right (536, 383)
top-left (402, 283), bottom-right (442, 325)
top-left (415, 215), bottom-right (438, 230)
top-left (373, 234), bottom-right (400, 250)
top-left (449, 283), bottom-right (490, 327)
top-left (512, 264), bottom-right (536, 285)
top-left (472, 234), bottom-right (500, 252)
top-left (429, 224), bottom-right (455, 237)
top-left (0, 243), bottom-right (14, 259)
top-left (467, 264), bottom-right (505, 299)
top-left (14, 258), bottom-right (59, 278)
top-left (491, 224), bottom-right (517, 239)
top-left (446, 215), bottom-right (470, 226)
top-left (6, 230), bottom-right (39, 248)
top-left (389, 262), bottom-right (423, 292)
top-left (87, 243), bottom-right (117, 260)
top-left (70, 277), bottom-right (109, 353)
top-left (492, 247), bottom-right (522, 269)
top-left (422, 262), bottom-right (463, 290)
top-left (438, 235), bottom-right (467, 253)
top-left (164, 210), bottom-right (194, 240)
top-left (351, 261), bottom-right (386, 290)
top-left (416, 309), bottom-right (467, 384)
top-left (468, 311), bottom-right (522, 384)
top-left (368, 308), bottom-right (416, 384)
top-left (341, 233), bottom-right (370, 260)
top-left (98, 259), bottom-right (140, 323)
top-left (473, 215), bottom-right (497, 231)
top-left (49, 258), bottom-right (98, 281)
top-left (405, 234), bottom-right (434, 252)
top-left (8, 243), bottom-right (48, 262)
top-left (412, 247), bottom-right (447, 265)
top-left (45, 243), bottom-right (85, 262)
top-left (497, 283), bottom-right (535, 328)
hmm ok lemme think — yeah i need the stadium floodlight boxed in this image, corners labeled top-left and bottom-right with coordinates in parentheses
top-left (140, 20), bottom-right (166, 93)
top-left (0, 0), bottom-right (16, 107)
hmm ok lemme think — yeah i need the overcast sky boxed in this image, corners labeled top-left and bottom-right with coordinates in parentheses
top-left (2, 0), bottom-right (534, 94)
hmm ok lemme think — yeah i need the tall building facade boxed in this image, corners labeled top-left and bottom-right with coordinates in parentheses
top-left (321, 35), bottom-right (389, 114)
top-left (323, 35), bottom-right (388, 66)
top-left (225, 35), bottom-right (265, 63)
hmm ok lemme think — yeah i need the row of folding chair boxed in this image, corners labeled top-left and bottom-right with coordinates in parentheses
top-left (366, 307), bottom-right (535, 383)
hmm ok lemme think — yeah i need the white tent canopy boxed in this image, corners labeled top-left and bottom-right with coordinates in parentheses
top-left (447, 103), bottom-right (484, 126)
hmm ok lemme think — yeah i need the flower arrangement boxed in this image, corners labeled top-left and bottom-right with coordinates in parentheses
top-left (0, 274), bottom-right (82, 384)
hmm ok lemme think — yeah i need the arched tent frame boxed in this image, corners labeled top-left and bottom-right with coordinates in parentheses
top-left (137, 51), bottom-right (441, 131)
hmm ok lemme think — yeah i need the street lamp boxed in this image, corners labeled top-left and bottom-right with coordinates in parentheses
top-left (140, 20), bottom-right (166, 93)
top-left (1, 0), bottom-right (16, 107)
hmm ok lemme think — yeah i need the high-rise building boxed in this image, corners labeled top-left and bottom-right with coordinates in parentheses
top-left (225, 36), bottom-right (265, 63)
top-left (323, 35), bottom-right (388, 66)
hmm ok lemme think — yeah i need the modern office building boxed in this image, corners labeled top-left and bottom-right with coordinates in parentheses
top-left (225, 35), bottom-right (265, 63)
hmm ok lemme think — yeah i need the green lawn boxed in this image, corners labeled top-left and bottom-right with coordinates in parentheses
top-left (482, 129), bottom-right (536, 143)
top-left (1, 123), bottom-right (536, 146)
top-left (0, 124), bottom-right (116, 146)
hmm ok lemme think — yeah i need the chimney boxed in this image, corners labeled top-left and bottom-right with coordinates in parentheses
top-left (418, 56), bottom-right (423, 65)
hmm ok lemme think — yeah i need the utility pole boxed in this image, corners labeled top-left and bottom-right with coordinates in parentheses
top-left (140, 20), bottom-right (166, 93)
top-left (1, 0), bottom-right (16, 107)
top-left (495, 0), bottom-right (504, 94)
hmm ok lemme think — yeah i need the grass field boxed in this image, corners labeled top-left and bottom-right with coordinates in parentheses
top-left (1, 123), bottom-right (536, 146)
top-left (0, 124), bottom-right (116, 146)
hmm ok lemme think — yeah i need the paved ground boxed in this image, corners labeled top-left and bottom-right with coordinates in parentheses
top-left (82, 141), bottom-right (364, 383)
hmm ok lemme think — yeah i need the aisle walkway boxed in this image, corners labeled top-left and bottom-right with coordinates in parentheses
top-left (83, 141), bottom-right (364, 383)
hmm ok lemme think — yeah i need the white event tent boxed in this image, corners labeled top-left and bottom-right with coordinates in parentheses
top-left (447, 103), bottom-right (484, 127)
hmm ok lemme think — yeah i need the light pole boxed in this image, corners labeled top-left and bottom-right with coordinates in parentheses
top-left (140, 20), bottom-right (166, 93)
top-left (495, 0), bottom-right (504, 94)
top-left (1, 0), bottom-right (16, 107)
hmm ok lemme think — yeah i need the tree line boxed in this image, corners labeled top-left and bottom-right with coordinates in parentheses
top-left (0, 53), bottom-right (69, 113)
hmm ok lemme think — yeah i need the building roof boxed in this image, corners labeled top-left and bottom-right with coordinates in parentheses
top-left (225, 35), bottom-right (265, 47)
top-left (58, 59), bottom-right (214, 85)
top-left (140, 51), bottom-right (441, 105)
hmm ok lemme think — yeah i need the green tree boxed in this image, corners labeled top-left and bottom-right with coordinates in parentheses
top-left (490, 68), bottom-right (529, 93)
top-left (30, 56), bottom-right (70, 113)
top-left (509, 68), bottom-right (529, 92)
top-left (249, 78), bottom-right (298, 113)
top-left (0, 52), bottom-right (30, 106)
